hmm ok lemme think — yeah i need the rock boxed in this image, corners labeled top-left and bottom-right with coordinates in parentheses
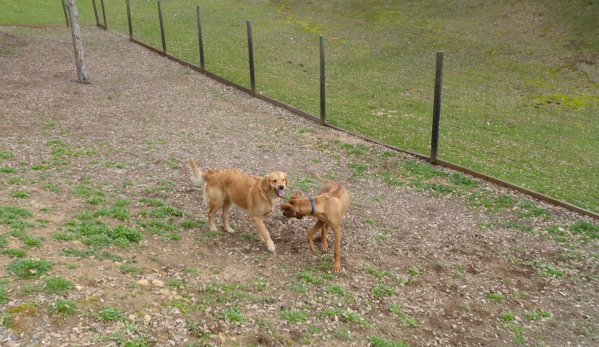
top-left (136, 279), bottom-right (150, 287)
top-left (152, 280), bottom-right (165, 287)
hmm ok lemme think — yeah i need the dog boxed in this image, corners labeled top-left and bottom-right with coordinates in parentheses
top-left (280, 173), bottom-right (350, 272)
top-left (187, 158), bottom-right (288, 252)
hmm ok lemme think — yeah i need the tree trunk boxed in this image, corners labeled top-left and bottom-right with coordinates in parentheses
top-left (66, 0), bottom-right (90, 84)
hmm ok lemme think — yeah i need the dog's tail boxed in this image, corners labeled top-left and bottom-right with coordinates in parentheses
top-left (311, 172), bottom-right (329, 183)
top-left (187, 158), bottom-right (206, 186)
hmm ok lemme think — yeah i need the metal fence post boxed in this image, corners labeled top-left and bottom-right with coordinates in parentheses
top-left (430, 51), bottom-right (444, 164)
top-left (100, 0), bottom-right (107, 30)
top-left (247, 21), bottom-right (256, 97)
top-left (158, 2), bottom-right (167, 55)
top-left (126, 0), bottom-right (133, 40)
top-left (197, 6), bottom-right (205, 72)
top-left (61, 0), bottom-right (70, 27)
top-left (91, 0), bottom-right (99, 27)
top-left (319, 35), bottom-right (326, 126)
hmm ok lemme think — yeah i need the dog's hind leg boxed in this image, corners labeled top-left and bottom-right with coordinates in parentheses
top-left (206, 202), bottom-right (222, 231)
top-left (221, 198), bottom-right (234, 233)
top-left (308, 220), bottom-right (325, 254)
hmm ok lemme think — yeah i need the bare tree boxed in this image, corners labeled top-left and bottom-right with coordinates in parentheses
top-left (66, 0), bottom-right (90, 84)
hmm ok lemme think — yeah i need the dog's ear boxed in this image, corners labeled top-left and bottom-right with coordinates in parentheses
top-left (261, 173), bottom-right (271, 192)
top-left (290, 191), bottom-right (302, 200)
top-left (284, 173), bottom-right (290, 187)
top-left (280, 203), bottom-right (295, 216)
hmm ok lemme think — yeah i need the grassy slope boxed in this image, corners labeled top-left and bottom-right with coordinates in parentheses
top-left (1, 0), bottom-right (598, 212)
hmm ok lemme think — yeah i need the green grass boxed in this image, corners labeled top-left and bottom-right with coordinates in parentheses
top-left (97, 306), bottom-right (127, 323)
top-left (486, 292), bottom-right (505, 303)
top-left (0, 284), bottom-right (8, 304)
top-left (278, 308), bottom-right (308, 323)
top-left (58, 218), bottom-right (143, 248)
top-left (49, 299), bottom-right (78, 316)
top-left (7, 258), bottom-right (54, 279)
top-left (44, 276), bottom-right (75, 295)
top-left (366, 335), bottom-right (409, 347)
top-left (217, 307), bottom-right (245, 323)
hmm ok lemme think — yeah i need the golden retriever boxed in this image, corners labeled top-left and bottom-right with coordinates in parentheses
top-left (187, 158), bottom-right (288, 252)
top-left (280, 173), bottom-right (350, 271)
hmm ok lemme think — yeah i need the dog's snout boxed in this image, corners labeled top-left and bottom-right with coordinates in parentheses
top-left (278, 185), bottom-right (285, 190)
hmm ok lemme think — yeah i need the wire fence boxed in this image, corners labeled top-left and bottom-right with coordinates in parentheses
top-left (56, 0), bottom-right (599, 220)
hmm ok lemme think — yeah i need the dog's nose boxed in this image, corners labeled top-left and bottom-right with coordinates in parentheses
top-left (278, 185), bottom-right (285, 190)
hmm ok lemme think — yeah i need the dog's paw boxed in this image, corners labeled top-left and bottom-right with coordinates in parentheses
top-left (332, 263), bottom-right (342, 272)
top-left (266, 240), bottom-right (276, 253)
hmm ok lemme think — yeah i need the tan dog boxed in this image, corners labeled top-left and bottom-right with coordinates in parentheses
top-left (187, 158), bottom-right (289, 252)
top-left (280, 173), bottom-right (350, 271)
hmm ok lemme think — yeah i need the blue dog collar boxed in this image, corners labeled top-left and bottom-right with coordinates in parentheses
top-left (308, 196), bottom-right (315, 216)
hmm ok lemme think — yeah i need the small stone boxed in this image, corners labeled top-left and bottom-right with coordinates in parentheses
top-left (136, 279), bottom-right (150, 287)
top-left (152, 280), bottom-right (165, 287)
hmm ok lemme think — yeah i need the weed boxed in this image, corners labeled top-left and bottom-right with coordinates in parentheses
top-left (408, 267), bottom-right (422, 276)
top-left (7, 258), bottom-right (54, 279)
top-left (290, 280), bottom-right (308, 294)
top-left (366, 335), bottom-right (408, 347)
top-left (334, 326), bottom-right (353, 341)
top-left (501, 312), bottom-right (515, 323)
top-left (486, 292), bottom-right (505, 303)
top-left (504, 221), bottom-right (533, 232)
top-left (139, 197), bottom-right (164, 207)
top-left (296, 178), bottom-right (316, 192)
top-left (535, 262), bottom-right (564, 277)
top-left (569, 220), bottom-right (599, 242)
top-left (372, 282), bottom-right (396, 298)
top-left (449, 172), bottom-right (477, 187)
top-left (49, 299), bottom-right (78, 316)
top-left (0, 285), bottom-right (7, 304)
top-left (148, 206), bottom-right (186, 218)
top-left (9, 190), bottom-right (29, 199)
top-left (278, 308), bottom-right (308, 323)
top-left (366, 267), bottom-right (393, 278)
top-left (8, 177), bottom-right (23, 184)
top-left (44, 276), bottom-right (75, 295)
top-left (218, 307), bottom-right (244, 323)
top-left (307, 326), bottom-right (322, 334)
top-left (93, 206), bottom-right (130, 220)
top-left (0, 167), bottom-right (19, 174)
top-left (524, 309), bottom-right (551, 321)
top-left (326, 284), bottom-right (348, 296)
top-left (180, 219), bottom-right (206, 229)
top-left (204, 231), bottom-right (222, 238)
top-left (119, 264), bottom-right (145, 275)
top-left (512, 333), bottom-right (527, 345)
top-left (22, 235), bottom-right (43, 248)
top-left (1, 248), bottom-right (27, 258)
top-left (98, 306), bottom-right (126, 323)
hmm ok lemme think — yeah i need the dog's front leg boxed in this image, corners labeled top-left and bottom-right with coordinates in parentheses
top-left (320, 224), bottom-right (329, 251)
top-left (308, 220), bottom-right (325, 254)
top-left (252, 216), bottom-right (276, 252)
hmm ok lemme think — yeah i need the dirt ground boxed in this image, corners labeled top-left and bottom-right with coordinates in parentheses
top-left (1, 26), bottom-right (598, 347)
